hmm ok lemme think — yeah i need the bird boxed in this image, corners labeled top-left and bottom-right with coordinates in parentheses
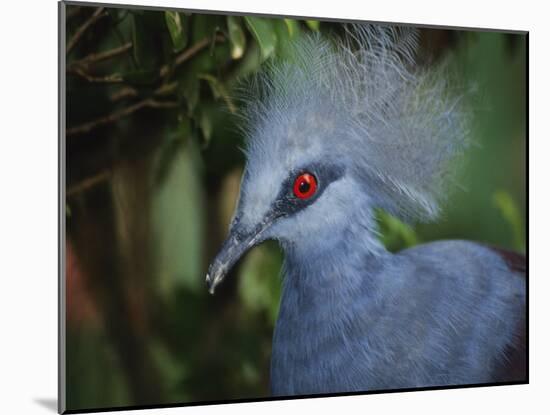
top-left (205, 24), bottom-right (526, 396)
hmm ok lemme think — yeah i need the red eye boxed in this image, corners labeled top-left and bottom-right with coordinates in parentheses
top-left (293, 173), bottom-right (318, 200)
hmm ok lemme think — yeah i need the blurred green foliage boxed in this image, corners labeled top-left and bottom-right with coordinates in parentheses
top-left (493, 190), bottom-right (525, 251)
top-left (64, 4), bottom-right (526, 411)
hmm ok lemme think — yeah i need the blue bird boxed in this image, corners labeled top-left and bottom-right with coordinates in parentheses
top-left (205, 25), bottom-right (526, 396)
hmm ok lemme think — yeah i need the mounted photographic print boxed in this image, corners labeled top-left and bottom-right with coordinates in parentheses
top-left (59, 1), bottom-right (527, 413)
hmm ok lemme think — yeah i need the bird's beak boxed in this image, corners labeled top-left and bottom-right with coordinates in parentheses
top-left (206, 219), bottom-right (272, 295)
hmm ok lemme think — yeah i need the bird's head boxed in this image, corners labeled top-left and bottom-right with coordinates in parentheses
top-left (206, 25), bottom-right (470, 293)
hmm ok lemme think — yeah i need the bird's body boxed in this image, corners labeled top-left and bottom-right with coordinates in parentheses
top-left (205, 24), bottom-right (526, 396)
top-left (272, 240), bottom-right (525, 395)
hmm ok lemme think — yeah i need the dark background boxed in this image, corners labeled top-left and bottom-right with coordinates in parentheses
top-left (64, 4), bottom-right (526, 411)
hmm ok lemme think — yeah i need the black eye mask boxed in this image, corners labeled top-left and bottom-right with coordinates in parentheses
top-left (269, 162), bottom-right (346, 219)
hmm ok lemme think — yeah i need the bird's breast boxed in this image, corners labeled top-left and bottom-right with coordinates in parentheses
top-left (270, 274), bottom-right (375, 396)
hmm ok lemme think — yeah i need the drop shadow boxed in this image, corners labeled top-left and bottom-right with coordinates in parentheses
top-left (35, 398), bottom-right (57, 413)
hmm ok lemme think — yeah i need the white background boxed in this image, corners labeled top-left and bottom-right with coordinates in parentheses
top-left (0, 0), bottom-right (547, 413)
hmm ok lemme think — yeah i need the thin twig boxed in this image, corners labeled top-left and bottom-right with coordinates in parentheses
top-left (67, 7), bottom-right (106, 54)
top-left (147, 100), bottom-right (179, 109)
top-left (67, 99), bottom-right (150, 136)
top-left (70, 36), bottom-right (222, 86)
top-left (70, 42), bottom-right (133, 68)
top-left (159, 35), bottom-right (225, 78)
top-left (67, 36), bottom-right (224, 135)
top-left (67, 170), bottom-right (111, 197)
top-left (68, 67), bottom-right (124, 83)
top-left (110, 87), bottom-right (139, 101)
top-left (67, 98), bottom-right (178, 136)
top-left (110, 81), bottom-right (177, 102)
top-left (154, 82), bottom-right (178, 96)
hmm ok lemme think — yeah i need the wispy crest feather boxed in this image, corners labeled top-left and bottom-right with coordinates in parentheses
top-left (238, 24), bottom-right (471, 222)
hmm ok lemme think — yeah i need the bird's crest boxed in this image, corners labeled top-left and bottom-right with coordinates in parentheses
top-left (237, 24), bottom-right (471, 222)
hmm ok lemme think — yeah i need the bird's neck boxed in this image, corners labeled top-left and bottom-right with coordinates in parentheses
top-left (280, 209), bottom-right (390, 307)
top-left (272, 212), bottom-right (394, 394)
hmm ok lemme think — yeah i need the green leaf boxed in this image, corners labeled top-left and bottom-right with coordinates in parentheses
top-left (244, 16), bottom-right (277, 61)
top-left (238, 242), bottom-right (282, 325)
top-left (198, 74), bottom-right (237, 113)
top-left (199, 109), bottom-right (213, 147)
top-left (131, 13), bottom-right (158, 70)
top-left (492, 190), bottom-right (525, 251)
top-left (305, 20), bottom-right (320, 31)
top-left (227, 16), bottom-right (247, 60)
top-left (376, 210), bottom-right (419, 251)
top-left (164, 11), bottom-right (188, 52)
top-left (191, 14), bottom-right (224, 44)
top-left (131, 14), bottom-right (143, 65)
top-left (273, 19), bottom-right (300, 60)
top-left (284, 19), bottom-right (301, 38)
top-left (178, 31), bottom-right (231, 77)
top-left (225, 42), bottom-right (263, 87)
top-left (178, 75), bottom-right (200, 115)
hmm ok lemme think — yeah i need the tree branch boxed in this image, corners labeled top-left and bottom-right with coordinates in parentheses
top-left (67, 7), bottom-right (107, 54)
top-left (67, 35), bottom-right (224, 135)
top-left (109, 82), bottom-right (177, 103)
top-left (67, 170), bottom-right (111, 197)
top-left (154, 82), bottom-right (178, 96)
top-left (67, 67), bottom-right (124, 83)
top-left (70, 35), bottom-right (222, 87)
top-left (70, 42), bottom-right (133, 68)
top-left (67, 98), bottom-right (178, 136)
top-left (147, 100), bottom-right (179, 109)
top-left (110, 87), bottom-right (139, 102)
top-left (159, 34), bottom-right (225, 78)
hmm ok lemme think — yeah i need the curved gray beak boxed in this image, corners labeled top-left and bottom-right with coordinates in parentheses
top-left (205, 219), bottom-right (272, 294)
